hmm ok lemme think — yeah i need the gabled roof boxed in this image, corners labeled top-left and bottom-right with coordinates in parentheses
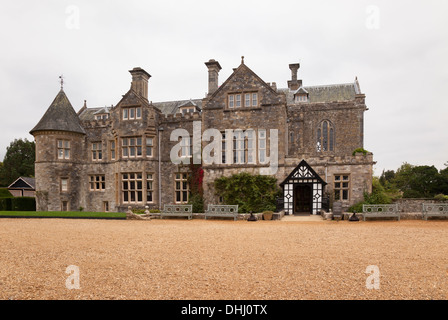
top-left (207, 60), bottom-right (278, 102)
top-left (30, 89), bottom-right (86, 135)
top-left (294, 87), bottom-right (309, 95)
top-left (280, 160), bottom-right (326, 186)
top-left (8, 177), bottom-right (36, 190)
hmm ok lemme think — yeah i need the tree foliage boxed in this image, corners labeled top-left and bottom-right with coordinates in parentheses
top-left (379, 162), bottom-right (448, 199)
top-left (214, 172), bottom-right (281, 213)
top-left (0, 139), bottom-right (35, 187)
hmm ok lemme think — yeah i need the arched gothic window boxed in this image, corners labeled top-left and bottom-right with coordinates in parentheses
top-left (317, 120), bottom-right (334, 152)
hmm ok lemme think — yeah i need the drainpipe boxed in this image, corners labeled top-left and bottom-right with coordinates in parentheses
top-left (158, 127), bottom-right (164, 210)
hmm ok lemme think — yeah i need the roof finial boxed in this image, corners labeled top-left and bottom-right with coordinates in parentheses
top-left (59, 75), bottom-right (64, 89)
top-left (241, 56), bottom-right (245, 64)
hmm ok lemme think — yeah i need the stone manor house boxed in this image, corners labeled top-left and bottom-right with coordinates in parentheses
top-left (30, 57), bottom-right (374, 215)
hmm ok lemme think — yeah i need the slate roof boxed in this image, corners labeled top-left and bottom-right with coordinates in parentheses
top-left (279, 80), bottom-right (360, 104)
top-left (30, 89), bottom-right (86, 135)
top-left (152, 99), bottom-right (203, 115)
top-left (78, 106), bottom-right (112, 121)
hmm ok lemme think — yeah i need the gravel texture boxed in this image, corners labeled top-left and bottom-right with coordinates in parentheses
top-left (0, 218), bottom-right (447, 300)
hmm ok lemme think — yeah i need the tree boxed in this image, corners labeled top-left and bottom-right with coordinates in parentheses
top-left (393, 163), bottom-right (442, 198)
top-left (0, 138), bottom-right (35, 187)
top-left (214, 172), bottom-right (281, 213)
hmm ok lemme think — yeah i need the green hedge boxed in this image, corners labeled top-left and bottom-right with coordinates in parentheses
top-left (0, 198), bottom-right (12, 211)
top-left (0, 197), bottom-right (36, 211)
top-left (11, 197), bottom-right (36, 211)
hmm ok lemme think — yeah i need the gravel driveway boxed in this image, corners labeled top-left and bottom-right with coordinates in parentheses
top-left (0, 218), bottom-right (447, 300)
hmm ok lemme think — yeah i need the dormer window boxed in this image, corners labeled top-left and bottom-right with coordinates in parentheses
top-left (122, 107), bottom-right (142, 120)
top-left (95, 114), bottom-right (109, 120)
top-left (294, 87), bottom-right (309, 103)
top-left (295, 95), bottom-right (308, 103)
top-left (179, 107), bottom-right (195, 115)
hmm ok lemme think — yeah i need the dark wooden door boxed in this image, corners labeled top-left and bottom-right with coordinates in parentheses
top-left (294, 185), bottom-right (312, 215)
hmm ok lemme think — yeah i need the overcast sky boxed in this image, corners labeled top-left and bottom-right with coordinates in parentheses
top-left (1, 0), bottom-right (447, 175)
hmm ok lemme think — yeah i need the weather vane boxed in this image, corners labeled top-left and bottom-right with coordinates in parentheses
top-left (59, 75), bottom-right (64, 89)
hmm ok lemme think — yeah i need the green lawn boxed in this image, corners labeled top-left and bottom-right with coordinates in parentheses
top-left (0, 211), bottom-right (126, 219)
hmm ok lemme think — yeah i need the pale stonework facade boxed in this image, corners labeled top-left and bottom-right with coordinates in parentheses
top-left (30, 58), bottom-right (374, 214)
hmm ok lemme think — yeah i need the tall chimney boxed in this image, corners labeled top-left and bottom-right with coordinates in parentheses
top-left (288, 63), bottom-right (302, 91)
top-left (129, 67), bottom-right (151, 100)
top-left (205, 59), bottom-right (222, 95)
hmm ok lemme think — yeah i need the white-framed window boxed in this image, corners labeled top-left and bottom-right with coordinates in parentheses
top-left (122, 173), bottom-right (143, 203)
top-left (245, 94), bottom-right (251, 107)
top-left (146, 137), bottom-right (154, 157)
top-left (235, 94), bottom-right (241, 107)
top-left (252, 93), bottom-right (258, 106)
top-left (57, 140), bottom-right (70, 160)
top-left (109, 140), bottom-right (116, 160)
top-left (230, 93), bottom-right (258, 108)
top-left (258, 129), bottom-right (267, 164)
top-left (60, 177), bottom-right (68, 192)
top-left (228, 95), bottom-right (234, 108)
top-left (295, 95), bottom-right (308, 103)
top-left (89, 175), bottom-right (105, 191)
top-left (334, 175), bottom-right (350, 201)
top-left (91, 142), bottom-right (102, 161)
top-left (122, 137), bottom-right (143, 158)
top-left (175, 173), bottom-right (189, 203)
top-left (95, 114), bottom-right (109, 120)
top-left (122, 107), bottom-right (142, 120)
top-left (180, 107), bottom-right (195, 115)
top-left (180, 136), bottom-right (192, 158)
top-left (146, 173), bottom-right (153, 203)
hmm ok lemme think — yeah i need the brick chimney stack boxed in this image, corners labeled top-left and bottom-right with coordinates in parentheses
top-left (288, 63), bottom-right (302, 91)
top-left (129, 67), bottom-right (151, 100)
top-left (205, 59), bottom-right (222, 95)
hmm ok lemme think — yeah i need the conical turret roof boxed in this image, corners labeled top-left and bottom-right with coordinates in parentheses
top-left (30, 89), bottom-right (86, 135)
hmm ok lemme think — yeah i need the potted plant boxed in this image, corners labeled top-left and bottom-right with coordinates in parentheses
top-left (262, 210), bottom-right (274, 220)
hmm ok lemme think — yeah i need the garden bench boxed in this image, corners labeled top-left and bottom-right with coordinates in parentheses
top-left (422, 203), bottom-right (448, 220)
top-left (160, 204), bottom-right (193, 220)
top-left (362, 204), bottom-right (400, 221)
top-left (205, 204), bottom-right (239, 221)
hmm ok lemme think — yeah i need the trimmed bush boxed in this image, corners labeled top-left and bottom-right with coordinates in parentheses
top-left (0, 198), bottom-right (12, 211)
top-left (11, 197), bottom-right (36, 211)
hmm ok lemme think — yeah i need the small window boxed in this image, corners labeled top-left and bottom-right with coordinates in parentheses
top-left (61, 201), bottom-right (69, 211)
top-left (146, 137), bottom-right (154, 157)
top-left (146, 173), bottom-right (153, 203)
top-left (235, 94), bottom-right (241, 107)
top-left (92, 142), bottom-right (102, 161)
top-left (122, 107), bottom-right (142, 120)
top-left (245, 94), bottom-right (251, 107)
top-left (110, 141), bottom-right (116, 160)
top-left (228, 95), bottom-right (234, 108)
top-left (61, 178), bottom-right (68, 192)
top-left (57, 140), bottom-right (70, 160)
top-left (175, 173), bottom-right (189, 203)
top-left (89, 175), bottom-right (105, 191)
top-left (252, 93), bottom-right (258, 106)
top-left (334, 175), bottom-right (350, 201)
